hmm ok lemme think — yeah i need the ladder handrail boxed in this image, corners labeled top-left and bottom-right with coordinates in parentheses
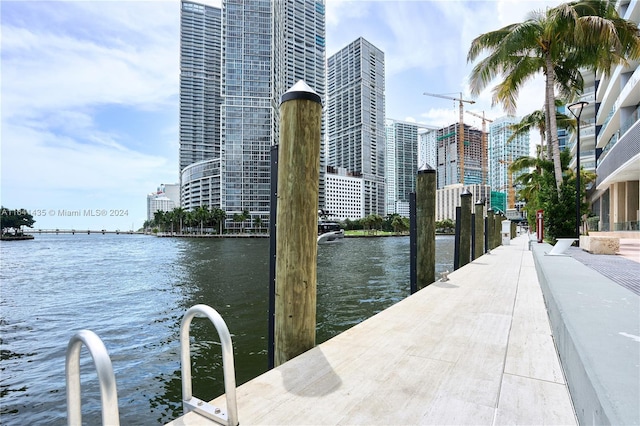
top-left (65, 329), bottom-right (120, 425)
top-left (180, 304), bottom-right (238, 426)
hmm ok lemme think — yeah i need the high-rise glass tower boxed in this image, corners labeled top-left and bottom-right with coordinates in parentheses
top-left (179, 2), bottom-right (222, 210)
top-left (179, 2), bottom-right (221, 171)
top-left (488, 115), bottom-right (529, 210)
top-left (179, 0), bottom-right (326, 229)
top-left (327, 37), bottom-right (385, 217)
top-left (385, 119), bottom-right (436, 216)
top-left (220, 0), bottom-right (273, 223)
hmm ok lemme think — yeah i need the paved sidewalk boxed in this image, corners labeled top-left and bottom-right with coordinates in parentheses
top-left (566, 243), bottom-right (640, 295)
top-left (169, 235), bottom-right (575, 425)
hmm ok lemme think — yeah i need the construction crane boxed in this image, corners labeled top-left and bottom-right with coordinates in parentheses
top-left (423, 92), bottom-right (475, 184)
top-left (465, 110), bottom-right (493, 186)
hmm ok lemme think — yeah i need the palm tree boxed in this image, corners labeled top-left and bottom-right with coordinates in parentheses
top-left (232, 209), bottom-right (250, 233)
top-left (510, 149), bottom-right (595, 236)
top-left (468, 0), bottom-right (640, 194)
top-left (509, 155), bottom-right (554, 229)
top-left (212, 208), bottom-right (226, 235)
top-left (253, 216), bottom-right (263, 234)
top-left (171, 207), bottom-right (186, 234)
top-left (507, 101), bottom-right (576, 160)
top-left (153, 210), bottom-right (166, 232)
top-left (194, 205), bottom-right (210, 234)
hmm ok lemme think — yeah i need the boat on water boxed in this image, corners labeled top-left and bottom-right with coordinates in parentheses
top-left (317, 221), bottom-right (345, 244)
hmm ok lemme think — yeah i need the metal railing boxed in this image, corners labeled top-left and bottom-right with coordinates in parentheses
top-left (180, 304), bottom-right (239, 426)
top-left (65, 330), bottom-right (120, 425)
top-left (64, 304), bottom-right (238, 425)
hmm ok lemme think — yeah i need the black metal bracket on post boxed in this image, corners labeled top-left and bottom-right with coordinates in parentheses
top-left (268, 144), bottom-right (278, 370)
top-left (409, 192), bottom-right (417, 294)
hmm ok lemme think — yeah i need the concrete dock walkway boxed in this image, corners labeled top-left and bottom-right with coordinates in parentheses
top-left (168, 234), bottom-right (576, 425)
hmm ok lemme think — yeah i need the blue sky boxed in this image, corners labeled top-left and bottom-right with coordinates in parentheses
top-left (1, 0), bottom-right (562, 230)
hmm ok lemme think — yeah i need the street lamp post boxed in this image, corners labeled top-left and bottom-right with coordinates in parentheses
top-left (568, 101), bottom-right (589, 246)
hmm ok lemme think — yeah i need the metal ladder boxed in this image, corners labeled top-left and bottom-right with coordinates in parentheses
top-left (180, 304), bottom-right (239, 426)
top-left (64, 304), bottom-right (238, 426)
top-left (65, 329), bottom-right (120, 425)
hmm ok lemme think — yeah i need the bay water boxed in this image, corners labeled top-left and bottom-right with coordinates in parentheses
top-left (0, 234), bottom-right (453, 425)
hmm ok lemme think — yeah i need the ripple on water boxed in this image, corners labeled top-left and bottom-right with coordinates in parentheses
top-left (1, 234), bottom-right (453, 425)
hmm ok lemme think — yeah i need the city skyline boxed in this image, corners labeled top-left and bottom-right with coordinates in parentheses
top-left (1, 0), bottom-right (564, 230)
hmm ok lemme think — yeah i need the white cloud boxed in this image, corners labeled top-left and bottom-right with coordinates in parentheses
top-left (3, 24), bottom-right (178, 121)
top-left (326, 0), bottom-right (371, 35)
top-left (1, 1), bottom-right (179, 229)
top-left (2, 123), bottom-right (171, 192)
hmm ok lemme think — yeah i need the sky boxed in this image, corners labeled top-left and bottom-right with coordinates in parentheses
top-left (1, 0), bottom-right (564, 231)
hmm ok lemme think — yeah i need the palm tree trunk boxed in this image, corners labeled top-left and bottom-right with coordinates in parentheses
top-left (545, 54), bottom-right (563, 194)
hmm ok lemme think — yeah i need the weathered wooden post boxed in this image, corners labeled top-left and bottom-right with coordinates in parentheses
top-left (416, 164), bottom-right (436, 289)
top-left (474, 200), bottom-right (484, 260)
top-left (275, 80), bottom-right (322, 367)
top-left (459, 189), bottom-right (472, 268)
top-left (454, 206), bottom-right (462, 270)
top-left (494, 212), bottom-right (502, 248)
top-left (486, 208), bottom-right (494, 251)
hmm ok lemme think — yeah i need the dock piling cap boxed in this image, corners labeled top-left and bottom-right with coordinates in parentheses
top-left (417, 163), bottom-right (435, 174)
top-left (280, 80), bottom-right (322, 105)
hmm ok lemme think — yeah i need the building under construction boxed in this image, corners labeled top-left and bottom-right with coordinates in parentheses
top-left (435, 123), bottom-right (483, 189)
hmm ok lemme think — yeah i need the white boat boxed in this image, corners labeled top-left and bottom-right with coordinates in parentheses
top-left (317, 221), bottom-right (345, 244)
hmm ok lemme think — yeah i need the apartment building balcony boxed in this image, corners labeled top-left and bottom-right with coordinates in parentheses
top-left (568, 122), bottom-right (596, 170)
top-left (596, 119), bottom-right (640, 190)
top-left (597, 64), bottom-right (640, 149)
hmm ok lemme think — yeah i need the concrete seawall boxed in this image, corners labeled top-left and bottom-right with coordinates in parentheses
top-left (531, 242), bottom-right (640, 425)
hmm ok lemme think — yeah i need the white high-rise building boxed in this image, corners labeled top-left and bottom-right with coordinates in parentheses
top-left (327, 37), bottom-right (385, 218)
top-left (179, 2), bottom-right (222, 212)
top-left (147, 184), bottom-right (180, 222)
top-left (488, 115), bottom-right (529, 211)
top-left (418, 128), bottom-right (438, 171)
top-left (324, 168), bottom-right (363, 220)
top-left (385, 119), bottom-right (437, 216)
top-left (588, 0), bottom-right (639, 232)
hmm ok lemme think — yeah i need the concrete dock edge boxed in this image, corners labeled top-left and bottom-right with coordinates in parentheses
top-left (531, 242), bottom-right (640, 425)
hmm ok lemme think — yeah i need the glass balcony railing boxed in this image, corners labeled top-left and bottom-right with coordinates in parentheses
top-left (620, 106), bottom-right (640, 136)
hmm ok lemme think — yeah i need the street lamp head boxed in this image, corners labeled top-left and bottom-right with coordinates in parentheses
top-left (567, 101), bottom-right (589, 120)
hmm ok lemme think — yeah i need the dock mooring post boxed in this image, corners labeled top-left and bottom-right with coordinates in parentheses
top-left (494, 213), bottom-right (502, 248)
top-left (474, 200), bottom-right (484, 260)
top-left (416, 164), bottom-right (436, 289)
top-left (268, 145), bottom-right (278, 370)
top-left (274, 80), bottom-right (322, 367)
top-left (454, 206), bottom-right (461, 270)
top-left (459, 189), bottom-right (472, 268)
top-left (486, 208), bottom-right (494, 252)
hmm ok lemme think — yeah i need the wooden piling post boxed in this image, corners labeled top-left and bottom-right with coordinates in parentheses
top-left (274, 81), bottom-right (322, 367)
top-left (459, 189), bottom-right (472, 268)
top-left (416, 164), bottom-right (436, 289)
top-left (474, 200), bottom-right (484, 260)
top-left (486, 209), bottom-right (494, 251)
top-left (494, 213), bottom-right (502, 248)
